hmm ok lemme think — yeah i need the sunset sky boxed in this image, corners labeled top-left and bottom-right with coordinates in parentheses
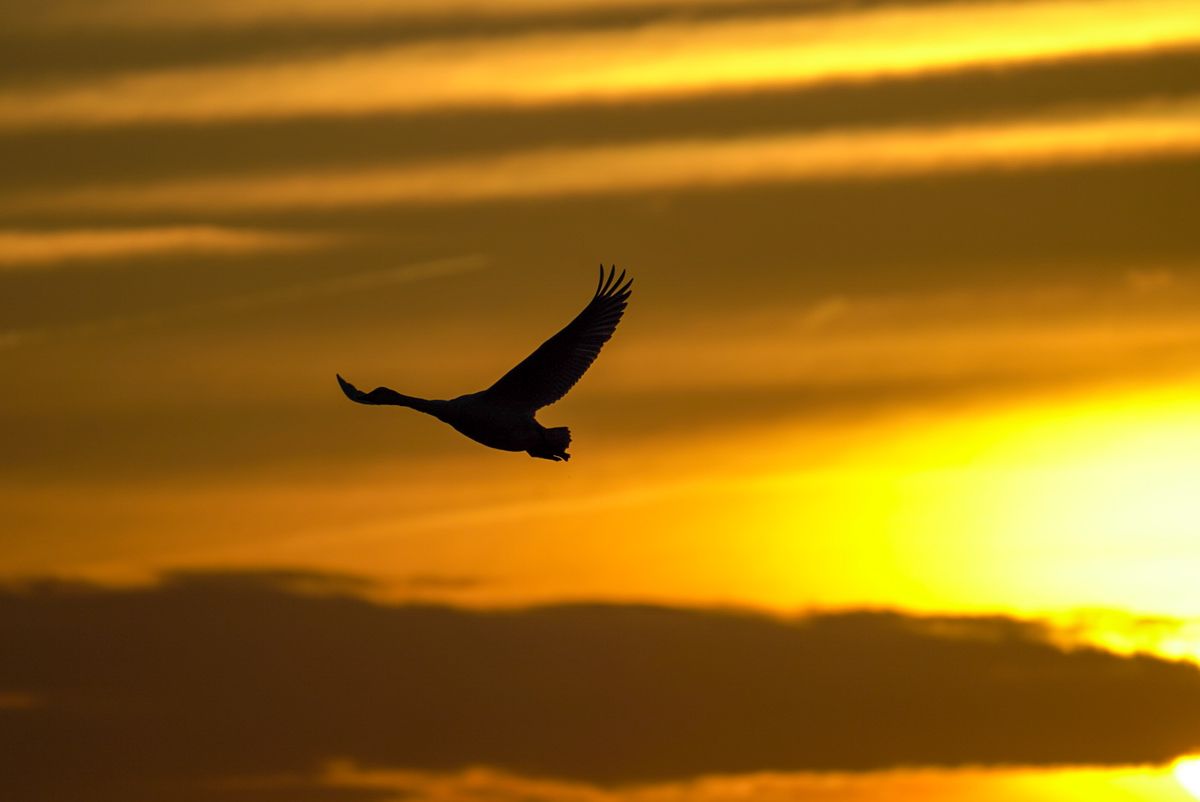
top-left (3, 0), bottom-right (1200, 799)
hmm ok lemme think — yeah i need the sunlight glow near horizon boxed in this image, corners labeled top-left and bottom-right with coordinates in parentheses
top-left (30, 379), bottom-right (1200, 647)
top-left (1175, 758), bottom-right (1200, 800)
top-left (744, 384), bottom-right (1200, 628)
top-left (310, 762), bottom-right (1199, 802)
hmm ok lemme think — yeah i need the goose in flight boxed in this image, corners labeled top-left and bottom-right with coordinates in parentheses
top-left (337, 265), bottom-right (633, 461)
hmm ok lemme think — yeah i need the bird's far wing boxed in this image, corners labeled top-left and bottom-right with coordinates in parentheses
top-left (483, 265), bottom-right (633, 411)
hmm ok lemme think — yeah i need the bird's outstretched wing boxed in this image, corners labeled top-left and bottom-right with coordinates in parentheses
top-left (483, 265), bottom-right (632, 411)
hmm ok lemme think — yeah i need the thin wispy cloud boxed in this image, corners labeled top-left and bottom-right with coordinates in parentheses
top-left (610, 283), bottom-right (1200, 393)
top-left (0, 254), bottom-right (485, 350)
top-left (0, 226), bottom-right (328, 269)
top-left (12, 0), bottom-right (775, 31)
top-left (1, 0), bottom-right (1195, 129)
top-left (18, 98), bottom-right (1199, 213)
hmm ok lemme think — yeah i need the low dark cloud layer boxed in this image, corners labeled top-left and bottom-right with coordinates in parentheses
top-left (2, 571), bottom-right (1199, 801)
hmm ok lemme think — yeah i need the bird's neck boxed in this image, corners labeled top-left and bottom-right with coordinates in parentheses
top-left (395, 394), bottom-right (447, 417)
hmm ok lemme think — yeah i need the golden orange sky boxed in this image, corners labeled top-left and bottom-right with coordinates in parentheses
top-left (2, 0), bottom-right (1200, 799)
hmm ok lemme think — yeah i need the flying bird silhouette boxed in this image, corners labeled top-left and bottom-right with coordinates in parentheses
top-left (337, 265), bottom-right (633, 461)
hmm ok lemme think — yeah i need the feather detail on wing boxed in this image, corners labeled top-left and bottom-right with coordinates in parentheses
top-left (483, 265), bottom-right (633, 411)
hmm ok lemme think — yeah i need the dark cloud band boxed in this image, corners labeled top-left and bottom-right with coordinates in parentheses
top-left (3, 571), bottom-right (1199, 801)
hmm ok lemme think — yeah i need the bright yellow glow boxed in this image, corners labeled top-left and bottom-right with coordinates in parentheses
top-left (1174, 758), bottom-right (1200, 800)
top-left (1055, 611), bottom-right (1200, 668)
top-left (313, 762), bottom-right (1195, 802)
top-left (17, 98), bottom-right (1200, 213)
top-left (2, 0), bottom-right (1197, 128)
top-left (746, 384), bottom-right (1200, 617)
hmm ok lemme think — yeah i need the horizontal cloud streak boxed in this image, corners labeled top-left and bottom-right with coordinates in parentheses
top-left (0, 226), bottom-right (328, 269)
top-left (16, 99), bottom-right (1199, 213)
top-left (306, 763), bottom-right (1185, 802)
top-left (9, 0), bottom-right (789, 31)
top-left (0, 254), bottom-right (485, 349)
top-left (3, 572), bottom-right (1200, 801)
top-left (6, 47), bottom-right (1200, 194)
top-left (1, 0), bottom-right (1196, 129)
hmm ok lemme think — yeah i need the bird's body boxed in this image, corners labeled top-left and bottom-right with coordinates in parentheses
top-left (337, 266), bottom-right (632, 461)
top-left (437, 392), bottom-right (568, 458)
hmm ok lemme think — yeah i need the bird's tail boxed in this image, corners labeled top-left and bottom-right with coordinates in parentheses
top-left (545, 426), bottom-right (572, 461)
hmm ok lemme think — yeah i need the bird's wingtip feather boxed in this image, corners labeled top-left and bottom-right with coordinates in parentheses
top-left (591, 264), bottom-right (632, 301)
top-left (336, 374), bottom-right (359, 400)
